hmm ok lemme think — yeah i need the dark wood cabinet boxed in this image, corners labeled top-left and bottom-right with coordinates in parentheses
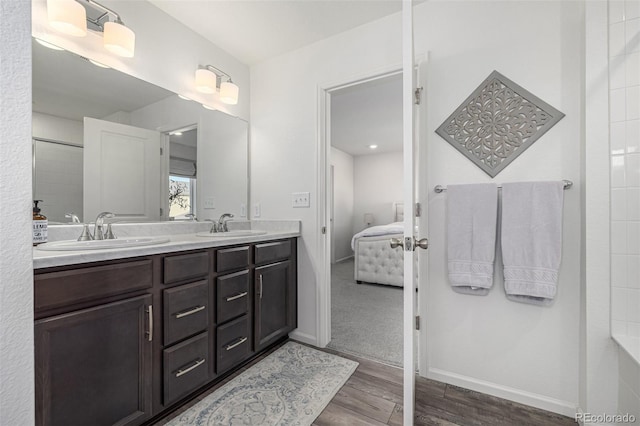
top-left (34, 237), bottom-right (297, 426)
top-left (254, 259), bottom-right (297, 351)
top-left (35, 295), bottom-right (153, 426)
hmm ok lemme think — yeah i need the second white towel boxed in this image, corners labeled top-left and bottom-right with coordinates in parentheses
top-left (447, 183), bottom-right (498, 295)
top-left (501, 181), bottom-right (564, 305)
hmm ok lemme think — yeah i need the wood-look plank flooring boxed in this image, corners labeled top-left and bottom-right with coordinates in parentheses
top-left (154, 340), bottom-right (578, 426)
top-left (315, 347), bottom-right (577, 426)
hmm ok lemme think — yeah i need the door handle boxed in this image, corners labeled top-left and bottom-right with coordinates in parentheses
top-left (414, 237), bottom-right (429, 251)
top-left (390, 238), bottom-right (403, 249)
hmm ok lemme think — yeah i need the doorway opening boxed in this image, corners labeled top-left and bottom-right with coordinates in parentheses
top-left (325, 72), bottom-right (404, 366)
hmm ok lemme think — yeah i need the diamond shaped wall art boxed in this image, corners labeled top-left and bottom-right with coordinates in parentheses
top-left (435, 71), bottom-right (565, 177)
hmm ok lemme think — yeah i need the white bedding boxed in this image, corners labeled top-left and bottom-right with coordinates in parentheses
top-left (351, 222), bottom-right (403, 250)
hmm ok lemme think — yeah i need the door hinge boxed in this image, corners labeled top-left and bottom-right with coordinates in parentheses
top-left (414, 87), bottom-right (424, 105)
top-left (321, 226), bottom-right (327, 234)
top-left (160, 207), bottom-right (163, 216)
top-left (160, 147), bottom-right (163, 155)
top-left (415, 202), bottom-right (422, 217)
top-left (415, 315), bottom-right (421, 330)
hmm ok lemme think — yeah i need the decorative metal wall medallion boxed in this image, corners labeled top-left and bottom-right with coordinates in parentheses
top-left (435, 71), bottom-right (565, 177)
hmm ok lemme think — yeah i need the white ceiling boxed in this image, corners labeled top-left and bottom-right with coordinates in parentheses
top-left (148, 0), bottom-right (403, 65)
top-left (331, 73), bottom-right (402, 157)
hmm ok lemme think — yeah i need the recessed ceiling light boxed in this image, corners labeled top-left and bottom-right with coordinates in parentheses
top-left (171, 131), bottom-right (183, 136)
top-left (87, 58), bottom-right (110, 69)
top-left (178, 94), bottom-right (191, 101)
top-left (35, 38), bottom-right (65, 51)
top-left (202, 104), bottom-right (216, 110)
top-left (369, 144), bottom-right (378, 149)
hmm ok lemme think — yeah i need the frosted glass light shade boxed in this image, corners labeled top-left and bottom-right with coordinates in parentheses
top-left (195, 69), bottom-right (217, 94)
top-left (103, 21), bottom-right (135, 58)
top-left (47, 0), bottom-right (87, 37)
top-left (219, 81), bottom-right (239, 105)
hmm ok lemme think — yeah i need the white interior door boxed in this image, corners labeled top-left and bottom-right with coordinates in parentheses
top-left (84, 117), bottom-right (162, 222)
top-left (402, 1), bottom-right (420, 424)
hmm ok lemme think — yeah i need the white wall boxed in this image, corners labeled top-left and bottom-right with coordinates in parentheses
top-left (32, 112), bottom-right (83, 144)
top-left (353, 151), bottom-right (403, 234)
top-left (330, 147), bottom-right (354, 262)
top-left (0, 0), bottom-right (35, 424)
top-left (251, 0), bottom-right (583, 415)
top-left (581, 0), bottom-right (620, 417)
top-left (31, 0), bottom-right (250, 121)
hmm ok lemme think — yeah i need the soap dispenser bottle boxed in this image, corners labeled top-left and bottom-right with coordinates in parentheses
top-left (33, 200), bottom-right (48, 246)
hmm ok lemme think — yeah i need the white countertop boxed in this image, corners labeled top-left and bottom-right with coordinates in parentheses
top-left (33, 221), bottom-right (300, 269)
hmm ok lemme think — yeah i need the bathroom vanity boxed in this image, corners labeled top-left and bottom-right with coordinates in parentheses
top-left (33, 232), bottom-right (298, 426)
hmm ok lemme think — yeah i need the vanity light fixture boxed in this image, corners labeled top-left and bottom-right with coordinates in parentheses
top-left (46, 0), bottom-right (136, 58)
top-left (195, 65), bottom-right (239, 105)
top-left (202, 104), bottom-right (217, 111)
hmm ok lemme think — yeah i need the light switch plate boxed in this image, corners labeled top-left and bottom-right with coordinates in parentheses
top-left (292, 192), bottom-right (310, 208)
top-left (253, 202), bottom-right (261, 218)
top-left (204, 197), bottom-right (215, 209)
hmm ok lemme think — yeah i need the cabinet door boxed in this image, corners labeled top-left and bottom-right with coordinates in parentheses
top-left (254, 261), bottom-right (295, 351)
top-left (35, 295), bottom-right (153, 426)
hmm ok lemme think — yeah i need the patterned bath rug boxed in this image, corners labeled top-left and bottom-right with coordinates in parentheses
top-left (164, 341), bottom-right (358, 426)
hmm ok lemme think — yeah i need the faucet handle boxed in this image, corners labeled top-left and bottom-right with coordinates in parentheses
top-left (77, 224), bottom-right (94, 241)
top-left (105, 223), bottom-right (117, 240)
top-left (204, 219), bottom-right (218, 233)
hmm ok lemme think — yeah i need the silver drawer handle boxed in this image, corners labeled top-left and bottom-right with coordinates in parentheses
top-left (175, 305), bottom-right (205, 319)
top-left (225, 337), bottom-right (247, 351)
top-left (175, 358), bottom-right (205, 377)
top-left (146, 305), bottom-right (153, 342)
top-left (226, 291), bottom-right (248, 302)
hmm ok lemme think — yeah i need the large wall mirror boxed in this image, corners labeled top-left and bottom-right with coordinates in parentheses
top-left (32, 39), bottom-right (249, 224)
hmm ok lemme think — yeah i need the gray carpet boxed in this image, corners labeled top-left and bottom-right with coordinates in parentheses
top-left (327, 258), bottom-right (403, 367)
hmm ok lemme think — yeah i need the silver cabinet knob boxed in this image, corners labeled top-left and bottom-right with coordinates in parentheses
top-left (390, 238), bottom-right (403, 249)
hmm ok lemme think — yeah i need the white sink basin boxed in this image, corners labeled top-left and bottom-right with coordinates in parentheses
top-left (195, 230), bottom-right (267, 238)
top-left (36, 237), bottom-right (170, 251)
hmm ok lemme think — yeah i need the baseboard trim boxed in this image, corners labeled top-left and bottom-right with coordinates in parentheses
top-left (427, 368), bottom-right (577, 418)
top-left (290, 330), bottom-right (317, 346)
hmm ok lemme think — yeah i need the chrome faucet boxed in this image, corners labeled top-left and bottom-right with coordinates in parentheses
top-left (93, 212), bottom-right (115, 240)
top-left (65, 213), bottom-right (80, 224)
top-left (218, 213), bottom-right (234, 232)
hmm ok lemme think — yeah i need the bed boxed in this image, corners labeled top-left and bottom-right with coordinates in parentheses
top-left (351, 203), bottom-right (405, 287)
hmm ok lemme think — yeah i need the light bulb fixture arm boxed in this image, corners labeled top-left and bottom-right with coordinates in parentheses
top-left (202, 65), bottom-right (233, 83)
top-left (80, 0), bottom-right (125, 30)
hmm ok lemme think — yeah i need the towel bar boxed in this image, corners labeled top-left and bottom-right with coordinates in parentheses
top-left (433, 179), bottom-right (573, 193)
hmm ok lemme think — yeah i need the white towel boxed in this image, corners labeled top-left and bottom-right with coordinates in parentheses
top-left (501, 181), bottom-right (564, 305)
top-left (447, 183), bottom-right (498, 295)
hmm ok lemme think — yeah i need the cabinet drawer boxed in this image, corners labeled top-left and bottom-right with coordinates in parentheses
top-left (216, 246), bottom-right (249, 273)
top-left (217, 315), bottom-right (250, 373)
top-left (163, 280), bottom-right (209, 346)
top-left (216, 271), bottom-right (250, 324)
top-left (163, 251), bottom-right (209, 284)
top-left (254, 240), bottom-right (291, 265)
top-left (163, 332), bottom-right (209, 406)
top-left (35, 259), bottom-right (153, 312)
